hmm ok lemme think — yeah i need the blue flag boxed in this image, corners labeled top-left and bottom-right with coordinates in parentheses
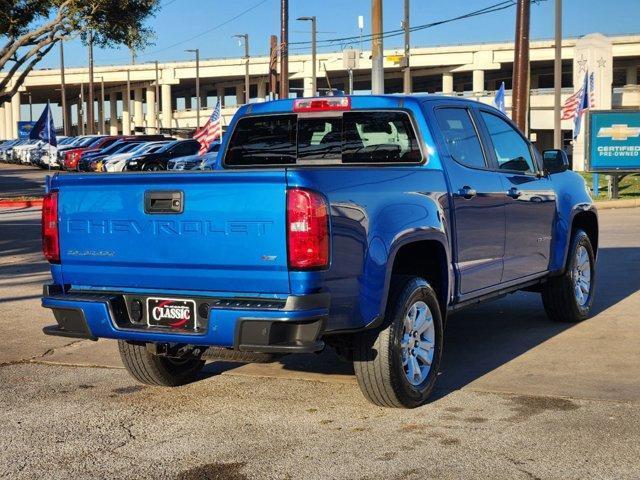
top-left (573, 71), bottom-right (590, 139)
top-left (494, 81), bottom-right (506, 113)
top-left (29, 102), bottom-right (57, 147)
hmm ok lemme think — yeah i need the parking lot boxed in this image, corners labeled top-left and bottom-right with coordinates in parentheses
top-left (1, 166), bottom-right (640, 479)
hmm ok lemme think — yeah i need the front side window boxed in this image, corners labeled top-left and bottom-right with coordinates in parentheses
top-left (434, 108), bottom-right (486, 169)
top-left (225, 111), bottom-right (421, 166)
top-left (480, 111), bottom-right (535, 173)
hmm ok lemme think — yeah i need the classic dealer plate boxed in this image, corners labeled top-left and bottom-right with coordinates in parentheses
top-left (147, 297), bottom-right (196, 330)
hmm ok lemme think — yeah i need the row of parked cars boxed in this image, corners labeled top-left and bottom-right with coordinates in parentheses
top-left (0, 134), bottom-right (220, 172)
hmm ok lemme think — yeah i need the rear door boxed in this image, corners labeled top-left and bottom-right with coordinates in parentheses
top-left (475, 109), bottom-right (556, 282)
top-left (433, 105), bottom-right (506, 295)
top-left (56, 171), bottom-right (290, 294)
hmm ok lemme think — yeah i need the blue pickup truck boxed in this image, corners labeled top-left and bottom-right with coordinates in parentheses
top-left (41, 95), bottom-right (598, 408)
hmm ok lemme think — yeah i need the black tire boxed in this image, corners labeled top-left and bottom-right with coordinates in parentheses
top-left (118, 341), bottom-right (205, 387)
top-left (353, 276), bottom-right (444, 408)
top-left (202, 347), bottom-right (279, 363)
top-left (143, 163), bottom-right (163, 171)
top-left (542, 229), bottom-right (596, 323)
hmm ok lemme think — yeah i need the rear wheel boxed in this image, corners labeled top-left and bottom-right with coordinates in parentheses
top-left (353, 276), bottom-right (443, 408)
top-left (118, 341), bottom-right (205, 387)
top-left (542, 229), bottom-right (596, 322)
top-left (143, 163), bottom-right (163, 171)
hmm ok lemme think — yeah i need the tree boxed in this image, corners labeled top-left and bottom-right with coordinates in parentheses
top-left (0, 0), bottom-right (160, 104)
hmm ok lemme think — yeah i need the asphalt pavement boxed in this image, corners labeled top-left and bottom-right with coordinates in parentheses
top-left (0, 162), bottom-right (50, 198)
top-left (0, 199), bottom-right (639, 479)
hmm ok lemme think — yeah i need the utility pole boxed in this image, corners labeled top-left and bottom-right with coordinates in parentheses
top-left (280, 0), bottom-right (289, 99)
top-left (186, 48), bottom-right (201, 126)
top-left (403, 0), bottom-right (411, 94)
top-left (99, 76), bottom-right (105, 134)
top-left (297, 16), bottom-right (317, 96)
top-left (154, 60), bottom-right (160, 132)
top-left (87, 30), bottom-right (94, 134)
top-left (60, 41), bottom-right (68, 136)
top-left (553, 0), bottom-right (562, 149)
top-left (371, 0), bottom-right (384, 94)
top-left (233, 35), bottom-right (250, 104)
top-left (269, 35), bottom-right (278, 99)
top-left (512, 0), bottom-right (531, 134)
top-left (79, 82), bottom-right (84, 135)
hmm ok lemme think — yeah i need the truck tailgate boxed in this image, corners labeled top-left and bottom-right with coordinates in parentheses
top-left (53, 171), bottom-right (289, 294)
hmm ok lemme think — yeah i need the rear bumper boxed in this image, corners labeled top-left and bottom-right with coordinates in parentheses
top-left (41, 285), bottom-right (328, 354)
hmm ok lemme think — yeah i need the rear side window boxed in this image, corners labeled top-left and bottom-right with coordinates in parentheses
top-left (435, 108), bottom-right (486, 169)
top-left (480, 111), bottom-right (535, 174)
top-left (224, 111), bottom-right (421, 166)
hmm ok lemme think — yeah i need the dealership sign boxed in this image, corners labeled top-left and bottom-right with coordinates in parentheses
top-left (588, 110), bottom-right (640, 171)
top-left (17, 121), bottom-right (37, 139)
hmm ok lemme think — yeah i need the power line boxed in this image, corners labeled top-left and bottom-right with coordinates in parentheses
top-left (289, 0), bottom-right (546, 51)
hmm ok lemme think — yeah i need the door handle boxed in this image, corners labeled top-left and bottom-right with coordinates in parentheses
top-left (456, 186), bottom-right (477, 199)
top-left (144, 190), bottom-right (184, 214)
top-left (506, 187), bottom-right (522, 199)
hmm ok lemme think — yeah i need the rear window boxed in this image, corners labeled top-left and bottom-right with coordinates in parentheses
top-left (224, 111), bottom-right (421, 167)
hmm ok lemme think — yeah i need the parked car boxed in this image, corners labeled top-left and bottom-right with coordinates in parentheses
top-left (167, 142), bottom-right (220, 171)
top-left (125, 139), bottom-right (201, 171)
top-left (103, 141), bottom-right (170, 172)
top-left (40, 95), bottom-right (598, 408)
top-left (77, 140), bottom-right (143, 172)
top-left (59, 136), bottom-right (105, 170)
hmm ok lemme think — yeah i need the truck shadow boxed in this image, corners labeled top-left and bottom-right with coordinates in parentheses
top-left (249, 246), bottom-right (639, 401)
top-left (0, 165), bottom-right (48, 198)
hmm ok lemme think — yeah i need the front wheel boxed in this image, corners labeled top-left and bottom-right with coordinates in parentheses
top-left (541, 229), bottom-right (596, 322)
top-left (353, 276), bottom-right (443, 408)
top-left (118, 341), bottom-right (205, 387)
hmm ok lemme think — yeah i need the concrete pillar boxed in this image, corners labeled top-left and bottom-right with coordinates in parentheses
top-left (303, 75), bottom-right (314, 97)
top-left (184, 95), bottom-right (192, 110)
top-left (145, 86), bottom-right (157, 131)
top-left (200, 90), bottom-right (207, 109)
top-left (97, 97), bottom-right (104, 135)
top-left (626, 66), bottom-right (638, 86)
top-left (109, 93), bottom-right (118, 134)
top-left (161, 83), bottom-right (172, 130)
top-left (77, 97), bottom-right (84, 135)
top-left (257, 78), bottom-right (267, 99)
top-left (133, 88), bottom-right (144, 128)
top-left (472, 70), bottom-right (485, 95)
top-left (11, 93), bottom-right (20, 138)
top-left (442, 73), bottom-right (454, 94)
top-left (121, 88), bottom-right (131, 135)
top-left (235, 84), bottom-right (245, 105)
top-left (4, 102), bottom-right (12, 139)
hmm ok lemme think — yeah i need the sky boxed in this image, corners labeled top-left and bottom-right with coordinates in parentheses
top-left (35, 0), bottom-right (640, 69)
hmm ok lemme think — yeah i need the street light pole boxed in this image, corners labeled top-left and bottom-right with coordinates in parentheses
top-left (60, 41), bottom-right (68, 136)
top-left (233, 35), bottom-right (250, 104)
top-left (97, 76), bottom-right (105, 134)
top-left (403, 0), bottom-right (411, 94)
top-left (553, 0), bottom-right (563, 149)
top-left (297, 17), bottom-right (317, 96)
top-left (186, 48), bottom-right (201, 126)
top-left (28, 92), bottom-right (33, 121)
top-left (154, 60), bottom-right (160, 132)
top-left (87, 30), bottom-right (94, 134)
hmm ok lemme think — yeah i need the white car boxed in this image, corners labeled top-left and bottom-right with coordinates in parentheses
top-left (103, 141), bottom-right (170, 172)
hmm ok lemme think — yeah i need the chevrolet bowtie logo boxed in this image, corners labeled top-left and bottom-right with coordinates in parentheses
top-left (597, 124), bottom-right (640, 141)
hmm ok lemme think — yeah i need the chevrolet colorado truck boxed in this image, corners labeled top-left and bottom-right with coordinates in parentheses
top-left (41, 95), bottom-right (598, 408)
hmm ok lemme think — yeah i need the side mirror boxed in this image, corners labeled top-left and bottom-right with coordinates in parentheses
top-left (542, 149), bottom-right (569, 174)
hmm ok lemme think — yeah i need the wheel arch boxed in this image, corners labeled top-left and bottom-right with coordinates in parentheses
top-left (371, 232), bottom-right (452, 329)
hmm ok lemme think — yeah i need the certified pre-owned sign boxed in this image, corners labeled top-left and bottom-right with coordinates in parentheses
top-left (589, 111), bottom-right (640, 171)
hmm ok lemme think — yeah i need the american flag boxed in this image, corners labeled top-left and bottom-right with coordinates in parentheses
top-left (193, 101), bottom-right (222, 155)
top-left (561, 71), bottom-right (595, 120)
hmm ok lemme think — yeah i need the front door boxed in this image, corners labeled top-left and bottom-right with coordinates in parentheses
top-left (433, 106), bottom-right (506, 295)
top-left (476, 110), bottom-right (557, 283)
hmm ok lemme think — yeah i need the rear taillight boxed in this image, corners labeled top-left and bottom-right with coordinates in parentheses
top-left (42, 191), bottom-right (60, 263)
top-left (287, 188), bottom-right (330, 270)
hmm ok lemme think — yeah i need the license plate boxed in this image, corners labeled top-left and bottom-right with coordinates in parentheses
top-left (147, 297), bottom-right (196, 330)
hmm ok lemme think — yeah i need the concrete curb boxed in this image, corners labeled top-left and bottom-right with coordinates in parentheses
top-left (0, 198), bottom-right (43, 209)
top-left (594, 199), bottom-right (640, 210)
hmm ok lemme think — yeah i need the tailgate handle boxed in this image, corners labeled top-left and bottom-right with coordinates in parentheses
top-left (144, 191), bottom-right (184, 214)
